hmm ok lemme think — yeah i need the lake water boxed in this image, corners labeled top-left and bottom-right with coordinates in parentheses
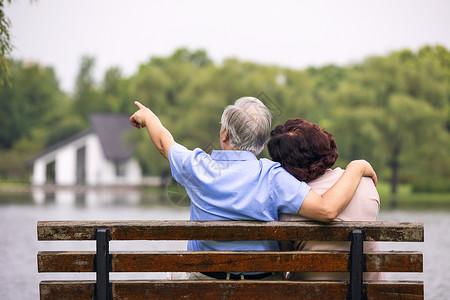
top-left (0, 189), bottom-right (448, 299)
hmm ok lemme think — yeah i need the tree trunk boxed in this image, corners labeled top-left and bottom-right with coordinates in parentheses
top-left (390, 146), bottom-right (400, 209)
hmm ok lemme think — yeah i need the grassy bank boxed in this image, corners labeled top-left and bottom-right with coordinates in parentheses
top-left (377, 182), bottom-right (450, 210)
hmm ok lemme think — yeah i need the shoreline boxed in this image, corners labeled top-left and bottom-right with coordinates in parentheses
top-left (0, 183), bottom-right (152, 194)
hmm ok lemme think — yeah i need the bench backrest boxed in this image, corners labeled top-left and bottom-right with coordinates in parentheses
top-left (37, 220), bottom-right (424, 300)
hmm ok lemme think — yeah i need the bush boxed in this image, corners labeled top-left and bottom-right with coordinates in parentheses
top-left (412, 178), bottom-right (450, 193)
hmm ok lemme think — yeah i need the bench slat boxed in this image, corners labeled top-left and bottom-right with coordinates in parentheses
top-left (40, 280), bottom-right (424, 300)
top-left (37, 220), bottom-right (424, 242)
top-left (38, 251), bottom-right (423, 273)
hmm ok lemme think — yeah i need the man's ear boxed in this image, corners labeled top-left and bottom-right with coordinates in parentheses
top-left (221, 129), bottom-right (230, 143)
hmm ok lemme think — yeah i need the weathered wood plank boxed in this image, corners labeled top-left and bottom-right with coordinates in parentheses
top-left (37, 220), bottom-right (424, 242)
top-left (366, 281), bottom-right (424, 300)
top-left (39, 280), bottom-right (424, 300)
top-left (112, 280), bottom-right (350, 300)
top-left (38, 252), bottom-right (95, 272)
top-left (366, 251), bottom-right (423, 273)
top-left (38, 251), bottom-right (423, 273)
top-left (40, 281), bottom-right (95, 300)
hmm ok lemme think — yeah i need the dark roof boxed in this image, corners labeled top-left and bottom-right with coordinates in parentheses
top-left (28, 113), bottom-right (135, 163)
top-left (89, 113), bottom-right (134, 160)
top-left (27, 130), bottom-right (93, 165)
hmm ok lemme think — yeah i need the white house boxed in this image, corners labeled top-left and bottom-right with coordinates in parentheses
top-left (29, 114), bottom-right (142, 186)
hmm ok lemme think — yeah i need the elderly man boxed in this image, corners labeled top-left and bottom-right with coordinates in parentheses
top-left (130, 96), bottom-right (377, 280)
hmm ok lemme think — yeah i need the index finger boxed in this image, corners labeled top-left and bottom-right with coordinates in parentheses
top-left (134, 101), bottom-right (146, 109)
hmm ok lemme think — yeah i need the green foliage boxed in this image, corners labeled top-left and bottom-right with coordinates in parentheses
top-left (1, 1), bottom-right (36, 85)
top-left (412, 179), bottom-right (450, 193)
top-left (1, 46), bottom-right (449, 194)
top-left (73, 56), bottom-right (103, 120)
top-left (0, 126), bottom-right (47, 181)
top-left (0, 0), bottom-right (13, 86)
top-left (72, 56), bottom-right (132, 122)
top-left (0, 60), bottom-right (70, 180)
top-left (0, 60), bottom-right (62, 148)
top-left (328, 46), bottom-right (450, 194)
top-left (102, 66), bottom-right (131, 112)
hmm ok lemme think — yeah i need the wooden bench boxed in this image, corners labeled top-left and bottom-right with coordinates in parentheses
top-left (37, 220), bottom-right (424, 299)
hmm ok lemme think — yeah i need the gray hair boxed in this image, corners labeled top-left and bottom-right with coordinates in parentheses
top-left (220, 96), bottom-right (272, 155)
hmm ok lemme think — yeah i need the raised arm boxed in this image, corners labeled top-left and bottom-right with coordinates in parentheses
top-left (129, 101), bottom-right (175, 160)
top-left (298, 160), bottom-right (377, 222)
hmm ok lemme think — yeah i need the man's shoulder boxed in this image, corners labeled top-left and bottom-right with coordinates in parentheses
top-left (259, 157), bottom-right (281, 168)
top-left (169, 143), bottom-right (207, 156)
top-left (169, 143), bottom-right (210, 167)
top-left (258, 158), bottom-right (302, 181)
top-left (169, 143), bottom-right (187, 153)
top-left (259, 158), bottom-right (286, 174)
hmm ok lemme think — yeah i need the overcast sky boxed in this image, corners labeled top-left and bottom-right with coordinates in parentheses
top-left (5, 0), bottom-right (450, 94)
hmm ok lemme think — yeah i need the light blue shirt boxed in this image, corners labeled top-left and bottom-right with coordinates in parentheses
top-left (168, 143), bottom-right (311, 251)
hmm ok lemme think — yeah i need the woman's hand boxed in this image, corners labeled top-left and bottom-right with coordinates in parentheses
top-left (348, 160), bottom-right (378, 186)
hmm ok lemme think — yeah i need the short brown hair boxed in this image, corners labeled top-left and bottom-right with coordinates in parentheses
top-left (267, 118), bottom-right (338, 182)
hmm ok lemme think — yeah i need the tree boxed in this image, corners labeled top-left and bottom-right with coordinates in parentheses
top-left (0, 0), bottom-right (13, 86)
top-left (129, 49), bottom-right (218, 175)
top-left (2, 46), bottom-right (448, 190)
top-left (101, 66), bottom-right (131, 113)
top-left (0, 60), bottom-right (61, 148)
top-left (375, 95), bottom-right (443, 194)
top-left (0, 1), bottom-right (37, 86)
top-left (330, 46), bottom-right (450, 196)
top-left (0, 60), bottom-right (64, 180)
top-left (73, 56), bottom-right (103, 121)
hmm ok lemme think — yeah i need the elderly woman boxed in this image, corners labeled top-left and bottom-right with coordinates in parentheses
top-left (267, 118), bottom-right (384, 281)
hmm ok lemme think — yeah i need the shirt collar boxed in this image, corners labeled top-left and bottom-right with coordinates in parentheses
top-left (211, 150), bottom-right (257, 161)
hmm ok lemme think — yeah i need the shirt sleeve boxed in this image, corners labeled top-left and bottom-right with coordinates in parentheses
top-left (168, 143), bottom-right (210, 187)
top-left (168, 143), bottom-right (193, 185)
top-left (271, 167), bottom-right (311, 215)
